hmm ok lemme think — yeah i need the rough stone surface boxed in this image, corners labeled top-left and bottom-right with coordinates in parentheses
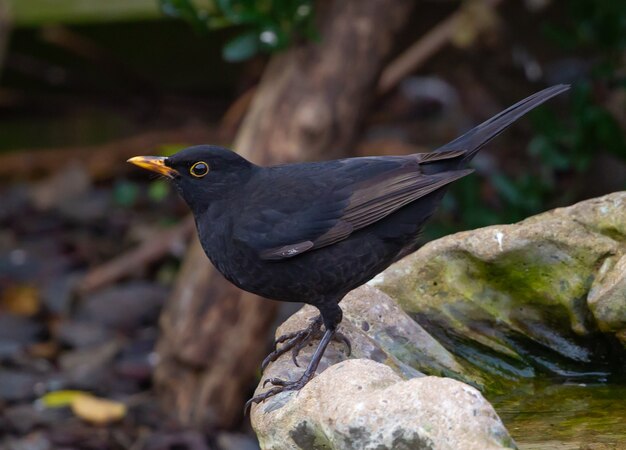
top-left (255, 285), bottom-right (480, 390)
top-left (252, 359), bottom-right (515, 450)
top-left (588, 253), bottom-right (626, 338)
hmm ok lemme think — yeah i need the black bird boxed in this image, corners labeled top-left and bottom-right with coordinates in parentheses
top-left (128, 85), bottom-right (569, 409)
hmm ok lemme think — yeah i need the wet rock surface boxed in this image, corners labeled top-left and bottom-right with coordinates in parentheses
top-left (371, 191), bottom-right (626, 386)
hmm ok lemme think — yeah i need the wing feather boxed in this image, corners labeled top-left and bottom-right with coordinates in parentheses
top-left (333, 168), bottom-right (472, 233)
top-left (251, 153), bottom-right (472, 260)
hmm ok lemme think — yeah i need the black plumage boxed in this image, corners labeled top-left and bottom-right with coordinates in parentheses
top-left (128, 84), bottom-right (569, 409)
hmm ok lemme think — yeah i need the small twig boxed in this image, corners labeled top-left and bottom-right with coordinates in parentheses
top-left (378, 0), bottom-right (503, 96)
top-left (77, 216), bottom-right (195, 295)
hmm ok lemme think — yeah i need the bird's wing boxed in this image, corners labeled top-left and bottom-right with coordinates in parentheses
top-left (234, 151), bottom-right (471, 261)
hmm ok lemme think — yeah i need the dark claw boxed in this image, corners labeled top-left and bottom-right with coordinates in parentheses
top-left (263, 377), bottom-right (289, 387)
top-left (274, 328), bottom-right (305, 345)
top-left (261, 316), bottom-right (323, 371)
top-left (244, 376), bottom-right (313, 415)
top-left (291, 347), bottom-right (300, 368)
top-left (290, 337), bottom-right (312, 367)
top-left (244, 386), bottom-right (287, 415)
top-left (261, 331), bottom-right (306, 370)
top-left (262, 377), bottom-right (287, 388)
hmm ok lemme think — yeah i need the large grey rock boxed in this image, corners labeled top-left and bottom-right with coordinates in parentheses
top-left (252, 359), bottom-right (515, 450)
top-left (251, 192), bottom-right (626, 449)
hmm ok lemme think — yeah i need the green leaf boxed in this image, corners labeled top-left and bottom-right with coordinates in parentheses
top-left (39, 390), bottom-right (88, 408)
top-left (222, 32), bottom-right (259, 62)
top-left (217, 0), bottom-right (262, 25)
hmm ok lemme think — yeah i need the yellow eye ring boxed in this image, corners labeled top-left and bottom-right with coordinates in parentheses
top-left (190, 161), bottom-right (209, 178)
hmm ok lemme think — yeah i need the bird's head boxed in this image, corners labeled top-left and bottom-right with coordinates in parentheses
top-left (128, 145), bottom-right (255, 215)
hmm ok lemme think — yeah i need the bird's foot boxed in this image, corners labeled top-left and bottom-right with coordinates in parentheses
top-left (261, 315), bottom-right (351, 370)
top-left (246, 324), bottom-right (342, 415)
top-left (244, 369), bottom-right (315, 414)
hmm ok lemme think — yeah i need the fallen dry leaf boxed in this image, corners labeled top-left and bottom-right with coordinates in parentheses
top-left (1, 285), bottom-right (40, 316)
top-left (70, 395), bottom-right (127, 425)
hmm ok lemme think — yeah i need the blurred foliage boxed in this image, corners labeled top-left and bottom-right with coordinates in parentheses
top-left (8, 0), bottom-right (161, 26)
top-left (148, 180), bottom-right (172, 203)
top-left (543, 0), bottom-right (626, 59)
top-left (113, 181), bottom-right (140, 207)
top-left (431, 0), bottom-right (626, 238)
top-left (159, 0), bottom-right (316, 62)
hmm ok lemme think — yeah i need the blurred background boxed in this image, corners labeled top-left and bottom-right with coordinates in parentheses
top-left (0, 0), bottom-right (624, 448)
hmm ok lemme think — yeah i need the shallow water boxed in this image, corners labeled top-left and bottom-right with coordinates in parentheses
top-left (490, 381), bottom-right (626, 449)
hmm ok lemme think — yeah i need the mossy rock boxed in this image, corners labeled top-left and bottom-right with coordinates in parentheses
top-left (372, 191), bottom-right (626, 387)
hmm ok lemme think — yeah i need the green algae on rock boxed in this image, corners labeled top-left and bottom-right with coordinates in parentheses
top-left (371, 191), bottom-right (626, 384)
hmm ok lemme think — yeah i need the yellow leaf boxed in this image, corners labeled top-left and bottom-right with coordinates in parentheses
top-left (1, 285), bottom-right (39, 316)
top-left (71, 395), bottom-right (127, 425)
top-left (39, 390), bottom-right (88, 408)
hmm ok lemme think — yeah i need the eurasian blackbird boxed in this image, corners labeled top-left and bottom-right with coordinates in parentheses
top-left (128, 84), bottom-right (569, 410)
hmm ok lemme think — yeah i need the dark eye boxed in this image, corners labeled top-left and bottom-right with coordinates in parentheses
top-left (190, 161), bottom-right (209, 178)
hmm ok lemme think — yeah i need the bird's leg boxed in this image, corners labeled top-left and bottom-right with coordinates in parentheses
top-left (245, 325), bottom-right (337, 412)
top-left (261, 314), bottom-right (351, 370)
top-left (245, 304), bottom-right (344, 413)
top-left (289, 328), bottom-right (351, 366)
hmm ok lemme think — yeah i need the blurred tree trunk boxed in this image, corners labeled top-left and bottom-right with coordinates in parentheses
top-left (154, 0), bottom-right (414, 429)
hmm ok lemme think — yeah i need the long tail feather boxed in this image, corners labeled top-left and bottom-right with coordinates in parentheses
top-left (435, 84), bottom-right (569, 161)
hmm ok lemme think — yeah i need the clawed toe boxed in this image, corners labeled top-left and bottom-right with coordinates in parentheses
top-left (260, 317), bottom-right (352, 372)
top-left (261, 316), bottom-right (323, 370)
top-left (261, 329), bottom-right (311, 370)
top-left (245, 376), bottom-right (310, 415)
top-left (244, 386), bottom-right (287, 415)
top-left (262, 377), bottom-right (289, 388)
top-left (290, 336), bottom-right (313, 367)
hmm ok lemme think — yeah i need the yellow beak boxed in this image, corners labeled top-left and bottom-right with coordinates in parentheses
top-left (127, 156), bottom-right (179, 178)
